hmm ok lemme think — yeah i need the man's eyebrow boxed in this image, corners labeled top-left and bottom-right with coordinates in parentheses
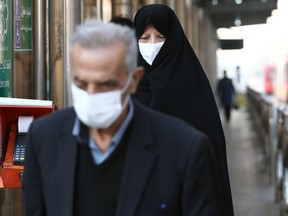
top-left (73, 76), bottom-right (82, 82)
top-left (97, 79), bottom-right (119, 86)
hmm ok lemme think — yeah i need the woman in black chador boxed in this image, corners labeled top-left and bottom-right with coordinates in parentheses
top-left (134, 4), bottom-right (234, 215)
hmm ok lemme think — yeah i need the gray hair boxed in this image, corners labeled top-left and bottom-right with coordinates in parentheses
top-left (70, 19), bottom-right (137, 74)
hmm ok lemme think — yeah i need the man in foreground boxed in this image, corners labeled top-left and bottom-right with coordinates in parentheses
top-left (24, 19), bottom-right (220, 216)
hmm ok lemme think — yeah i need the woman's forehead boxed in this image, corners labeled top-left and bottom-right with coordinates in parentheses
top-left (135, 5), bottom-right (173, 38)
top-left (143, 24), bottom-right (162, 34)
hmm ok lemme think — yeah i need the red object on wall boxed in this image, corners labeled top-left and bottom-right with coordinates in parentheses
top-left (0, 103), bottom-right (54, 188)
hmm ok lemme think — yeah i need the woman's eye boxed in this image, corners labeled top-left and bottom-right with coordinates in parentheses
top-left (140, 36), bottom-right (149, 40)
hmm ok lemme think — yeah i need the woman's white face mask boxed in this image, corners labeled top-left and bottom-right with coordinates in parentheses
top-left (138, 41), bottom-right (165, 65)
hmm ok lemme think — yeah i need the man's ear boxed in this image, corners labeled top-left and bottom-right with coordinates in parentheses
top-left (130, 66), bottom-right (145, 94)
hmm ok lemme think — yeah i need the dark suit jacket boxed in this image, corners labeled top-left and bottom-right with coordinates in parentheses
top-left (24, 100), bottom-right (220, 216)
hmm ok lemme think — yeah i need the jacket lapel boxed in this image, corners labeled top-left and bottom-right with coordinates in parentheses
top-left (116, 100), bottom-right (156, 216)
top-left (57, 113), bottom-right (78, 216)
top-left (54, 103), bottom-right (156, 216)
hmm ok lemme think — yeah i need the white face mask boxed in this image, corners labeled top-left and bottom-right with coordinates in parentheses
top-left (138, 41), bottom-right (165, 65)
top-left (71, 75), bottom-right (132, 129)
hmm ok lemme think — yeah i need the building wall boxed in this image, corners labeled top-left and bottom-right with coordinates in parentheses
top-left (13, 0), bottom-right (217, 108)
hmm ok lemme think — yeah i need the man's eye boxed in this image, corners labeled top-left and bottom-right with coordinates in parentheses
top-left (74, 81), bottom-right (86, 89)
top-left (102, 83), bottom-right (113, 88)
top-left (98, 82), bottom-right (117, 91)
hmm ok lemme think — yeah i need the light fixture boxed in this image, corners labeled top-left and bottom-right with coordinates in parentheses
top-left (211, 0), bottom-right (219, 5)
top-left (234, 17), bottom-right (242, 26)
top-left (235, 0), bottom-right (243, 4)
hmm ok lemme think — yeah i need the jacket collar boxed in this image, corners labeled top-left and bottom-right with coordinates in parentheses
top-left (57, 109), bottom-right (78, 216)
top-left (116, 100), bottom-right (156, 216)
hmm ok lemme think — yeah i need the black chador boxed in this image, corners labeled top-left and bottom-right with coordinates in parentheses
top-left (134, 4), bottom-right (234, 216)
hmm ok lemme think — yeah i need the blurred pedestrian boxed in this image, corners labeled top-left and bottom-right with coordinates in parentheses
top-left (134, 4), bottom-right (234, 215)
top-left (217, 70), bottom-right (236, 122)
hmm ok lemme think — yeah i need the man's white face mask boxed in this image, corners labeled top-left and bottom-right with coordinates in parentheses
top-left (138, 41), bottom-right (165, 65)
top-left (71, 74), bottom-right (132, 129)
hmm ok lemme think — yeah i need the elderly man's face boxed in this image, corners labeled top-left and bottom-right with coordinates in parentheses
top-left (72, 41), bottom-right (142, 96)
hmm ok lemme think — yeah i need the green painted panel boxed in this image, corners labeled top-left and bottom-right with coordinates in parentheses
top-left (0, 0), bottom-right (12, 97)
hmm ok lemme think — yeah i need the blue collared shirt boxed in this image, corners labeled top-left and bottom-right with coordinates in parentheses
top-left (72, 99), bottom-right (134, 164)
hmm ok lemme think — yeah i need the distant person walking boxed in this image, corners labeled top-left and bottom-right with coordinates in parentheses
top-left (217, 70), bottom-right (236, 122)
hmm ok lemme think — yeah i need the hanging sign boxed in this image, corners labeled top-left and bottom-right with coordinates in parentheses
top-left (14, 0), bottom-right (33, 51)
